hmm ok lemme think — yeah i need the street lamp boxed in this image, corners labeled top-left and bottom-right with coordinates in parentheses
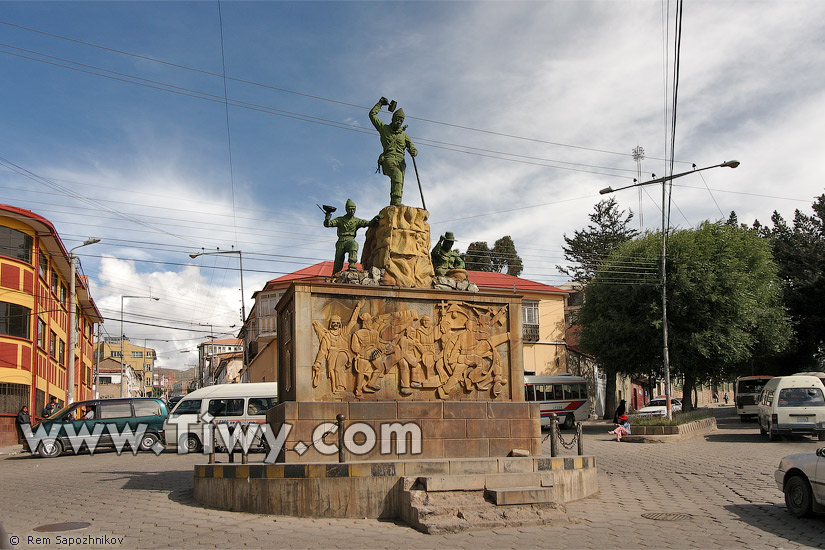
top-left (120, 295), bottom-right (160, 398)
top-left (67, 237), bottom-right (100, 404)
top-left (188, 248), bottom-right (246, 324)
top-left (599, 160), bottom-right (739, 419)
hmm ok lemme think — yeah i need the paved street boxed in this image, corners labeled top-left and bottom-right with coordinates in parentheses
top-left (1, 406), bottom-right (824, 549)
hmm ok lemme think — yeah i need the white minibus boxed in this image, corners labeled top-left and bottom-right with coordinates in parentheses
top-left (524, 374), bottom-right (590, 429)
top-left (757, 375), bottom-right (825, 441)
top-left (163, 382), bottom-right (278, 452)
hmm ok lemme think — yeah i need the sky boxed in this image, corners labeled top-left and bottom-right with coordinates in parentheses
top-left (2, 1), bottom-right (824, 370)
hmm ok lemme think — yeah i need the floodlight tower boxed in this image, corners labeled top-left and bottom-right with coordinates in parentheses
top-left (632, 146), bottom-right (645, 229)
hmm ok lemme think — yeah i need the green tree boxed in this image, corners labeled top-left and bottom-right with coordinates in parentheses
top-left (462, 236), bottom-right (523, 276)
top-left (578, 221), bottom-right (791, 410)
top-left (557, 197), bottom-right (639, 283)
top-left (758, 194), bottom-right (825, 372)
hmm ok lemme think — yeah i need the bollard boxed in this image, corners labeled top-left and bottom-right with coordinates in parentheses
top-left (208, 426), bottom-right (216, 464)
top-left (549, 413), bottom-right (558, 457)
top-left (336, 414), bottom-right (346, 464)
top-left (241, 424), bottom-right (249, 464)
top-left (577, 422), bottom-right (584, 456)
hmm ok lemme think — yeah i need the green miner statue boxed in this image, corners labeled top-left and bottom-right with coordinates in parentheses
top-left (370, 97), bottom-right (417, 206)
top-left (323, 199), bottom-right (372, 273)
top-left (431, 232), bottom-right (465, 276)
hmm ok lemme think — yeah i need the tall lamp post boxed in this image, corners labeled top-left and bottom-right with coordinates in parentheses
top-left (189, 248), bottom-right (247, 374)
top-left (188, 249), bottom-right (246, 323)
top-left (600, 160), bottom-right (740, 419)
top-left (120, 295), bottom-right (160, 397)
top-left (67, 237), bottom-right (100, 404)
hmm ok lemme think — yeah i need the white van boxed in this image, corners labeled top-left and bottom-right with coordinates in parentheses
top-left (163, 382), bottom-right (278, 452)
top-left (757, 375), bottom-right (825, 441)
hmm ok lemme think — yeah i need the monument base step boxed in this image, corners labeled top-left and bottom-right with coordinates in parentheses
top-left (403, 477), bottom-right (566, 534)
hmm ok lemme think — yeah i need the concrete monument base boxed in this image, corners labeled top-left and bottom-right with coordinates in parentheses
top-left (193, 455), bottom-right (598, 533)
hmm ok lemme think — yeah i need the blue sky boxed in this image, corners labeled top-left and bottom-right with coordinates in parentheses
top-left (2, 1), bottom-right (824, 369)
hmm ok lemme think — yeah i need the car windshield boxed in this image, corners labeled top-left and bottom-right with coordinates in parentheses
top-left (646, 400), bottom-right (666, 407)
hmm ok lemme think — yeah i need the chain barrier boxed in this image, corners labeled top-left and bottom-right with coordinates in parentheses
top-left (556, 427), bottom-right (579, 450)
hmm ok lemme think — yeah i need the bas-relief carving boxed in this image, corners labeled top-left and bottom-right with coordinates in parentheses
top-left (310, 299), bottom-right (510, 400)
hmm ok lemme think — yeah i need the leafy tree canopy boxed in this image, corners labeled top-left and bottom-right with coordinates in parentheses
top-left (462, 236), bottom-right (523, 276)
top-left (755, 193), bottom-right (825, 371)
top-left (557, 197), bottom-right (639, 283)
top-left (578, 221), bottom-right (791, 408)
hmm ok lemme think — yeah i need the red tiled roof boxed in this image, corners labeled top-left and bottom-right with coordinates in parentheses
top-left (264, 261), bottom-right (566, 294)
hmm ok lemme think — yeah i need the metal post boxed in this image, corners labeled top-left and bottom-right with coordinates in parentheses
top-left (549, 413), bottom-right (558, 457)
top-left (336, 414), bottom-right (346, 464)
top-left (577, 422), bottom-right (583, 456)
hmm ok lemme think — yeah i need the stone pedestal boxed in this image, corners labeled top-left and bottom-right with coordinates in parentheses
top-left (361, 205), bottom-right (434, 288)
top-left (272, 281), bottom-right (532, 462)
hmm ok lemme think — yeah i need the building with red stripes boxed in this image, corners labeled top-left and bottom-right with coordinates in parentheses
top-left (0, 204), bottom-right (101, 445)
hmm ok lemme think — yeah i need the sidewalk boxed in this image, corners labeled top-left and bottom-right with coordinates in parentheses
top-left (0, 443), bottom-right (27, 457)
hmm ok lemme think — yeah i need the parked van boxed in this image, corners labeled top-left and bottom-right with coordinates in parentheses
top-left (27, 397), bottom-right (169, 458)
top-left (163, 382), bottom-right (278, 452)
top-left (757, 375), bottom-right (825, 441)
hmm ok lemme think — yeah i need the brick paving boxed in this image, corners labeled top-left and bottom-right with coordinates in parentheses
top-left (1, 406), bottom-right (824, 549)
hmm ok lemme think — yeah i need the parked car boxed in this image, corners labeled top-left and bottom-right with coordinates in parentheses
top-left (635, 397), bottom-right (683, 417)
top-left (775, 446), bottom-right (825, 517)
top-left (25, 397), bottom-right (169, 458)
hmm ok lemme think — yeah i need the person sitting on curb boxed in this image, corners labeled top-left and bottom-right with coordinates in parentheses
top-left (608, 414), bottom-right (631, 442)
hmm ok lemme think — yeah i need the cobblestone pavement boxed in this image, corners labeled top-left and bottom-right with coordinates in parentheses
top-left (1, 406), bottom-right (824, 549)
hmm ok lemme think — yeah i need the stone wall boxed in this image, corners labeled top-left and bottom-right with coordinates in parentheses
top-left (266, 400), bottom-right (541, 463)
top-left (360, 205), bottom-right (434, 288)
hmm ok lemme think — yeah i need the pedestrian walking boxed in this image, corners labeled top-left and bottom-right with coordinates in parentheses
top-left (609, 414), bottom-right (631, 442)
top-left (713, 392), bottom-right (718, 403)
top-left (15, 405), bottom-right (30, 444)
top-left (42, 396), bottom-right (59, 417)
top-left (723, 392), bottom-right (729, 405)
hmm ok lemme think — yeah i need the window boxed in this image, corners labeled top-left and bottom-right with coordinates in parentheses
top-left (59, 283), bottom-right (67, 306)
top-left (171, 399), bottom-right (202, 416)
top-left (37, 318), bottom-right (46, 348)
top-left (131, 351), bottom-right (143, 358)
top-left (133, 400), bottom-right (162, 417)
top-left (49, 331), bottom-right (57, 357)
top-left (58, 339), bottom-right (65, 365)
top-left (110, 350), bottom-right (122, 358)
top-left (0, 227), bottom-right (33, 263)
top-left (99, 376), bottom-right (112, 384)
top-left (522, 301), bottom-right (540, 343)
top-left (524, 385), bottom-right (535, 402)
top-left (208, 398), bottom-right (244, 417)
top-left (99, 401), bottom-right (133, 419)
top-left (38, 253), bottom-right (48, 279)
top-left (778, 387), bottom-right (825, 407)
top-left (50, 270), bottom-right (58, 295)
top-left (0, 382), bottom-right (29, 414)
top-left (247, 397), bottom-right (277, 416)
top-left (0, 302), bottom-right (31, 339)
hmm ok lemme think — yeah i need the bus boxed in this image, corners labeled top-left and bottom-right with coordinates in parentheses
top-left (735, 375), bottom-right (773, 421)
top-left (524, 374), bottom-right (590, 430)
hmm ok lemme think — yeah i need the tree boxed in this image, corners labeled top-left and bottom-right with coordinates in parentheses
top-left (556, 197), bottom-right (639, 283)
top-left (578, 221), bottom-right (791, 410)
top-left (462, 236), bottom-right (523, 276)
top-left (557, 197), bottom-right (639, 417)
top-left (757, 193), bottom-right (825, 372)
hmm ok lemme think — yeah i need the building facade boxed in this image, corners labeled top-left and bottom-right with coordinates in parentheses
top-left (0, 205), bottom-right (102, 445)
top-left (94, 337), bottom-right (157, 397)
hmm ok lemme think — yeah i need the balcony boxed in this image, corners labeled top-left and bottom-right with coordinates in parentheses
top-left (523, 323), bottom-right (540, 343)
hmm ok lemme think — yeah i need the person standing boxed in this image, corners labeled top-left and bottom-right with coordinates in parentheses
top-left (15, 405), bottom-right (30, 444)
top-left (723, 392), bottom-right (729, 405)
top-left (42, 396), bottom-right (59, 417)
top-left (322, 199), bottom-right (373, 274)
top-left (613, 399), bottom-right (627, 424)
